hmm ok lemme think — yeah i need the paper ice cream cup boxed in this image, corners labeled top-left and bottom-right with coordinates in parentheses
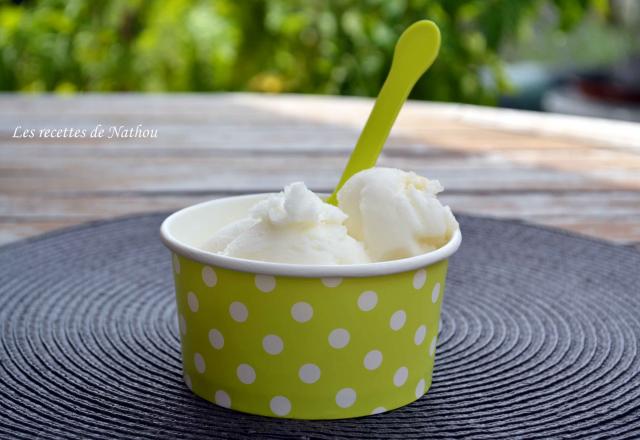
top-left (160, 194), bottom-right (461, 419)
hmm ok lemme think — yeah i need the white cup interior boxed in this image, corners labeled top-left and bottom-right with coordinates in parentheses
top-left (167, 194), bottom-right (264, 249)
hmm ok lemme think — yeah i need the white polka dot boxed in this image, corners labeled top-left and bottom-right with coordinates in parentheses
top-left (173, 254), bottom-right (180, 274)
top-left (178, 314), bottom-right (187, 336)
top-left (363, 350), bottom-right (383, 370)
top-left (336, 388), bottom-right (356, 408)
top-left (209, 328), bottom-right (224, 349)
top-left (291, 302), bottom-right (313, 323)
top-left (414, 325), bottom-right (427, 345)
top-left (432, 282), bottom-right (441, 303)
top-left (194, 353), bottom-right (206, 374)
top-left (390, 310), bottom-right (406, 331)
top-left (298, 363), bottom-right (321, 384)
top-left (415, 378), bottom-right (426, 398)
top-left (357, 291), bottom-right (378, 311)
top-left (328, 328), bottom-right (350, 349)
top-left (413, 269), bottom-right (427, 289)
top-left (262, 334), bottom-right (284, 355)
top-left (255, 274), bottom-right (276, 292)
top-left (321, 277), bottom-right (342, 288)
top-left (184, 373), bottom-right (192, 390)
top-left (393, 366), bottom-right (408, 387)
top-left (215, 390), bottom-right (231, 408)
top-left (187, 291), bottom-right (199, 312)
top-left (202, 266), bottom-right (217, 287)
top-left (270, 396), bottom-right (291, 416)
top-left (237, 364), bottom-right (256, 384)
top-left (371, 407), bottom-right (386, 415)
top-left (429, 336), bottom-right (437, 357)
top-left (229, 301), bottom-right (248, 322)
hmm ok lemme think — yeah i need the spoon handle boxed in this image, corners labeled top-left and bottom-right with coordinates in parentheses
top-left (326, 68), bottom-right (414, 205)
top-left (326, 20), bottom-right (440, 205)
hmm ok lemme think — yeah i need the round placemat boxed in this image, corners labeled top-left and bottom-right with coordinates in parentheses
top-left (0, 214), bottom-right (639, 439)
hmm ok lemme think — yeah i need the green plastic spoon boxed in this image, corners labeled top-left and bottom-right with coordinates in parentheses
top-left (326, 20), bottom-right (441, 205)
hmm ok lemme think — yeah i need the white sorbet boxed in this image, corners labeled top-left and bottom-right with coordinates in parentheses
top-left (337, 167), bottom-right (458, 261)
top-left (203, 182), bottom-right (370, 265)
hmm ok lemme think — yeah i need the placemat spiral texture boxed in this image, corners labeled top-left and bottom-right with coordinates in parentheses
top-left (0, 214), bottom-right (639, 439)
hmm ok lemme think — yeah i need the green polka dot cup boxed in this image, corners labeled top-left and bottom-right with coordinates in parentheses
top-left (160, 195), bottom-right (461, 419)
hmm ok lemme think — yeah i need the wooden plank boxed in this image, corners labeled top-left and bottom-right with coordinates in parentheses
top-left (2, 93), bottom-right (638, 150)
top-left (241, 93), bottom-right (640, 151)
top-left (532, 218), bottom-right (640, 245)
top-left (0, 220), bottom-right (80, 245)
top-left (1, 192), bottom-right (638, 246)
top-left (3, 190), bottom-right (639, 216)
top-left (0, 154), bottom-right (608, 194)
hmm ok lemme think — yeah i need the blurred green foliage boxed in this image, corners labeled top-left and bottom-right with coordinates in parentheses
top-left (0, 0), bottom-right (608, 104)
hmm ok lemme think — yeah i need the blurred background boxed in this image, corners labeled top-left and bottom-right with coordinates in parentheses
top-left (1, 0), bottom-right (639, 120)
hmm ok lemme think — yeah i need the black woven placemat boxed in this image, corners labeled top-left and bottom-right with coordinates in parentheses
top-left (1, 214), bottom-right (639, 439)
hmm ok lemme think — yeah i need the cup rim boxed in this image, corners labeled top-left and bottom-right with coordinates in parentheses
top-left (160, 194), bottom-right (461, 278)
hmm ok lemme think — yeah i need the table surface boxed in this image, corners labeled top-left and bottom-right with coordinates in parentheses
top-left (2, 93), bottom-right (639, 249)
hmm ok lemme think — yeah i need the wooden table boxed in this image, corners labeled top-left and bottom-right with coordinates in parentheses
top-left (2, 93), bottom-right (639, 249)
